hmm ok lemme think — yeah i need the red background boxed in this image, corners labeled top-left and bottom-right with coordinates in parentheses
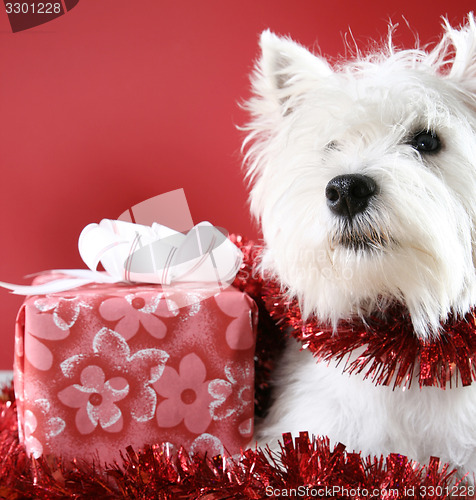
top-left (0, 0), bottom-right (474, 369)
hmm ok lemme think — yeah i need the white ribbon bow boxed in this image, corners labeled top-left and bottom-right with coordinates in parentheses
top-left (0, 220), bottom-right (243, 295)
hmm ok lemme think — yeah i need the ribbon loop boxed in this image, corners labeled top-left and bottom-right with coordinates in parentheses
top-left (1, 219), bottom-right (243, 296)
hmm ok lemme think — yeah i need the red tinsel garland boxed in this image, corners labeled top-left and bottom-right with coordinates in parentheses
top-left (231, 235), bottom-right (476, 390)
top-left (0, 384), bottom-right (468, 499)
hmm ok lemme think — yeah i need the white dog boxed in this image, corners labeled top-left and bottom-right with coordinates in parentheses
top-left (244, 14), bottom-right (476, 480)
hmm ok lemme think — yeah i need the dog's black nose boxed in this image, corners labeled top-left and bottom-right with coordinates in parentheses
top-left (326, 174), bottom-right (377, 218)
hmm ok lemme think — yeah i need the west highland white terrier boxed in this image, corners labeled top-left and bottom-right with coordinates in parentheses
top-left (244, 14), bottom-right (476, 480)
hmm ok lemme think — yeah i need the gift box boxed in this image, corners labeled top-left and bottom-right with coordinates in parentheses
top-left (13, 275), bottom-right (257, 464)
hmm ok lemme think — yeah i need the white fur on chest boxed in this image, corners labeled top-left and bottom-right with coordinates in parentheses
top-left (257, 339), bottom-right (476, 478)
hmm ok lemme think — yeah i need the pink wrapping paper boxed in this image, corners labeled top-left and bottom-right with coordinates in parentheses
top-left (14, 275), bottom-right (257, 464)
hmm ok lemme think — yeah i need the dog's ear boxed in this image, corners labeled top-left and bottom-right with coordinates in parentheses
top-left (253, 30), bottom-right (333, 115)
top-left (441, 13), bottom-right (476, 93)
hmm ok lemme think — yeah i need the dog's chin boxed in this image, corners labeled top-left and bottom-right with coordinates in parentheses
top-left (329, 219), bottom-right (393, 252)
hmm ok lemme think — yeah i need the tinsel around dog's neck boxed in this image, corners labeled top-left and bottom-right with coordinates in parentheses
top-left (265, 293), bottom-right (476, 390)
top-left (231, 236), bottom-right (476, 390)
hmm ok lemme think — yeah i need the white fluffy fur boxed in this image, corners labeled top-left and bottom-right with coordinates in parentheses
top-left (244, 14), bottom-right (476, 479)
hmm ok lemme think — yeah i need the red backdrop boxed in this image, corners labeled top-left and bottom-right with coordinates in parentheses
top-left (0, 0), bottom-right (474, 369)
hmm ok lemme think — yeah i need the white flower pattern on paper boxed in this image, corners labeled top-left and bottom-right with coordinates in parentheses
top-left (99, 292), bottom-right (178, 340)
top-left (60, 328), bottom-right (169, 428)
top-left (24, 409), bottom-right (43, 458)
top-left (34, 398), bottom-right (66, 438)
top-left (238, 418), bottom-right (253, 437)
top-left (214, 294), bottom-right (256, 350)
top-left (154, 353), bottom-right (229, 434)
top-left (21, 399), bottom-right (66, 457)
top-left (34, 296), bottom-right (89, 330)
top-left (24, 310), bottom-right (70, 371)
top-left (58, 365), bottom-right (129, 434)
top-left (209, 361), bottom-right (254, 422)
top-left (190, 433), bottom-right (224, 457)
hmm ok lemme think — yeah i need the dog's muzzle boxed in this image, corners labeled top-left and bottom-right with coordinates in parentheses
top-left (326, 174), bottom-right (377, 218)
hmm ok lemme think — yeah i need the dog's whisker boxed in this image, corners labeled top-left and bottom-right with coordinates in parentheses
top-left (329, 217), bottom-right (392, 252)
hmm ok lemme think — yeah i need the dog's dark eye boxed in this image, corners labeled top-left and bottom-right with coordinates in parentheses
top-left (410, 131), bottom-right (441, 154)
